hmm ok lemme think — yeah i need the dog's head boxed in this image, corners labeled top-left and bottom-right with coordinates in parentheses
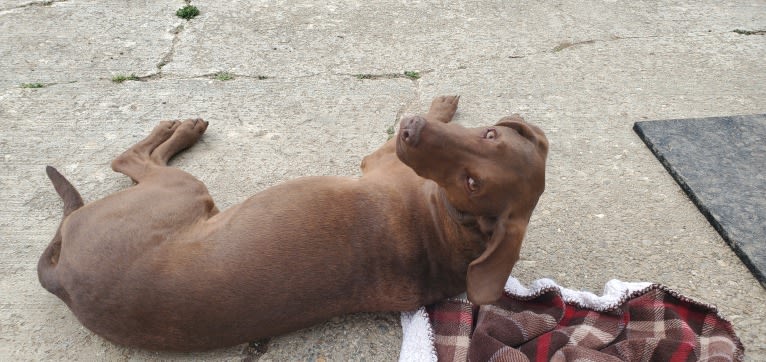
top-left (396, 114), bottom-right (548, 305)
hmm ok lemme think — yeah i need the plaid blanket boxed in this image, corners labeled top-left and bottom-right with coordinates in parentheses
top-left (400, 278), bottom-right (743, 361)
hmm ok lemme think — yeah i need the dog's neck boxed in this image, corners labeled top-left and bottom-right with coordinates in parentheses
top-left (426, 181), bottom-right (487, 245)
top-left (412, 181), bottom-right (488, 302)
top-left (437, 187), bottom-right (477, 226)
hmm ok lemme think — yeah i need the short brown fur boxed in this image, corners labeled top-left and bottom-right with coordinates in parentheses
top-left (38, 96), bottom-right (548, 351)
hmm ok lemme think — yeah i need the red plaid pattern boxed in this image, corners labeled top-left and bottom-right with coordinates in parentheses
top-left (426, 285), bottom-right (743, 361)
top-left (427, 300), bottom-right (476, 361)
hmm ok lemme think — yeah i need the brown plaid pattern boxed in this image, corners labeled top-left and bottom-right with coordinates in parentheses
top-left (426, 285), bottom-right (743, 361)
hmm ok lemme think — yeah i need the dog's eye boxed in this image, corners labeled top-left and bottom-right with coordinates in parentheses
top-left (484, 128), bottom-right (497, 139)
top-left (467, 176), bottom-right (479, 192)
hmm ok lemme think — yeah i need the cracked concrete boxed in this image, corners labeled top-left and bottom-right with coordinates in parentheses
top-left (156, 23), bottom-right (185, 71)
top-left (0, 0), bottom-right (67, 13)
top-left (1, 0), bottom-right (765, 360)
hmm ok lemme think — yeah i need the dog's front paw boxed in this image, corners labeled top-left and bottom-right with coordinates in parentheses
top-left (427, 95), bottom-right (460, 123)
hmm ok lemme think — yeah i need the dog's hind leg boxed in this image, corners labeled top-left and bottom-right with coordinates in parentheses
top-left (111, 119), bottom-right (207, 182)
top-left (150, 118), bottom-right (208, 166)
top-left (111, 120), bottom-right (181, 182)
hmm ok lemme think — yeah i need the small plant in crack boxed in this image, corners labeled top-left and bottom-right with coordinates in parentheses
top-left (21, 82), bottom-right (45, 88)
top-left (386, 126), bottom-right (395, 140)
top-left (403, 71), bottom-right (420, 80)
top-left (176, 5), bottom-right (200, 20)
top-left (111, 74), bottom-right (139, 83)
top-left (356, 74), bottom-right (374, 80)
top-left (214, 72), bottom-right (234, 81)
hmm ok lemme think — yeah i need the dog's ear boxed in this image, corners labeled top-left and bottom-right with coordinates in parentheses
top-left (466, 210), bottom-right (528, 305)
top-left (496, 115), bottom-right (549, 154)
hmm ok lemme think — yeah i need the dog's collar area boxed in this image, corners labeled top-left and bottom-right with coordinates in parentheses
top-left (438, 188), bottom-right (477, 225)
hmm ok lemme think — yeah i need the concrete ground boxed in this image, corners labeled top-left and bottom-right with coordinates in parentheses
top-left (1, 0), bottom-right (764, 360)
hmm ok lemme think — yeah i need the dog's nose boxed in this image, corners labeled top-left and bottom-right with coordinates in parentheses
top-left (399, 116), bottom-right (426, 147)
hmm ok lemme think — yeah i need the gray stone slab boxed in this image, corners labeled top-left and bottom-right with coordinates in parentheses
top-left (634, 116), bottom-right (766, 288)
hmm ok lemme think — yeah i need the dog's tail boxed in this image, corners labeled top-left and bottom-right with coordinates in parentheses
top-left (45, 166), bottom-right (84, 216)
top-left (37, 166), bottom-right (84, 303)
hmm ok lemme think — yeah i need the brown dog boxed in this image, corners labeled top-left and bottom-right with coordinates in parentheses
top-left (38, 96), bottom-right (548, 351)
